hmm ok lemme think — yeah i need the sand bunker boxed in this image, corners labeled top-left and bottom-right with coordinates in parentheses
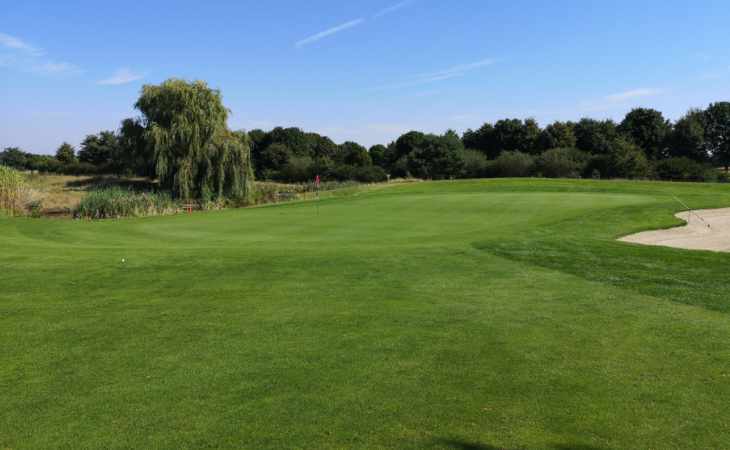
top-left (620, 208), bottom-right (730, 253)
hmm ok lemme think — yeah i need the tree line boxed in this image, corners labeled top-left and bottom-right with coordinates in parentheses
top-left (242, 103), bottom-right (730, 182)
top-left (3, 79), bottom-right (730, 189)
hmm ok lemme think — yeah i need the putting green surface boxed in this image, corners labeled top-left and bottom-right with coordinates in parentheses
top-left (2, 179), bottom-right (730, 449)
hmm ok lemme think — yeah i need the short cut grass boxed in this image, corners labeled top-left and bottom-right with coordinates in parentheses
top-left (2, 178), bottom-right (730, 449)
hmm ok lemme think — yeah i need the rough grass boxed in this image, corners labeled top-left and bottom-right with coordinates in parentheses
top-left (24, 174), bottom-right (157, 214)
top-left (21, 173), bottom-right (388, 215)
top-left (2, 179), bottom-right (730, 449)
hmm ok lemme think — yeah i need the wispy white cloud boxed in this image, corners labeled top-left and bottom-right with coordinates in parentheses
top-left (417, 58), bottom-right (496, 81)
top-left (374, 58), bottom-right (495, 90)
top-left (605, 88), bottom-right (662, 103)
top-left (295, 19), bottom-right (365, 48)
top-left (0, 31), bottom-right (81, 76)
top-left (579, 88), bottom-right (664, 113)
top-left (97, 67), bottom-right (144, 85)
top-left (295, 2), bottom-right (412, 49)
top-left (374, 0), bottom-right (415, 18)
top-left (0, 32), bottom-right (44, 56)
top-left (34, 61), bottom-right (82, 74)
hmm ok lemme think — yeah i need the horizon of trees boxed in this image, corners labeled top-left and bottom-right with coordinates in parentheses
top-left (2, 89), bottom-right (730, 185)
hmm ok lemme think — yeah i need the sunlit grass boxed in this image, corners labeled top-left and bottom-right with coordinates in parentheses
top-left (2, 178), bottom-right (730, 449)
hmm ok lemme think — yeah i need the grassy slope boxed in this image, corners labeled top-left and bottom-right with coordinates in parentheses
top-left (2, 179), bottom-right (730, 449)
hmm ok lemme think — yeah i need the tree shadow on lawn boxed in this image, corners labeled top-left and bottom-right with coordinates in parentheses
top-left (434, 438), bottom-right (605, 450)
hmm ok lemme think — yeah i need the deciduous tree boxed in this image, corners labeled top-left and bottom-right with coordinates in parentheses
top-left (55, 142), bottom-right (77, 165)
top-left (704, 102), bottom-right (730, 171)
top-left (135, 79), bottom-right (253, 200)
top-left (618, 108), bottom-right (671, 160)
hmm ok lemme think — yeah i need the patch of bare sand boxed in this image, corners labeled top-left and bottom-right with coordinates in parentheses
top-left (620, 208), bottom-right (730, 252)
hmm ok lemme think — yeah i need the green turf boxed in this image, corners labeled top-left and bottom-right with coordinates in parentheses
top-left (2, 179), bottom-right (730, 449)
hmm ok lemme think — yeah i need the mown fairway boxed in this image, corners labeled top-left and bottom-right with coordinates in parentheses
top-left (3, 179), bottom-right (730, 449)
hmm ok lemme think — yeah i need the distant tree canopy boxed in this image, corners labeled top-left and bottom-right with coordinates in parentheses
top-left (55, 143), bottom-right (77, 165)
top-left (668, 109), bottom-right (707, 161)
top-left (79, 131), bottom-right (120, 168)
top-left (247, 127), bottom-right (386, 183)
top-left (454, 102), bottom-right (730, 180)
top-left (0, 148), bottom-right (29, 169)
top-left (573, 119), bottom-right (619, 155)
top-left (538, 122), bottom-right (576, 151)
top-left (462, 119), bottom-right (540, 158)
top-left (618, 108), bottom-right (671, 160)
top-left (704, 102), bottom-right (730, 171)
top-left (4, 85), bottom-right (730, 185)
top-left (384, 130), bottom-right (465, 179)
top-left (337, 141), bottom-right (371, 167)
top-left (368, 144), bottom-right (388, 168)
top-left (135, 79), bottom-right (253, 200)
top-left (118, 118), bottom-right (154, 177)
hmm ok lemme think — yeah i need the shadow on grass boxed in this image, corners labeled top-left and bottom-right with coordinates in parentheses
top-left (434, 438), bottom-right (605, 450)
top-left (65, 176), bottom-right (158, 191)
top-left (435, 439), bottom-right (504, 450)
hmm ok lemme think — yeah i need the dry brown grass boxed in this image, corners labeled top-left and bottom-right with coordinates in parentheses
top-left (25, 174), bottom-right (91, 212)
top-left (24, 173), bottom-right (157, 214)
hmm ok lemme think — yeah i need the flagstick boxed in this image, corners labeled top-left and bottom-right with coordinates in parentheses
top-left (672, 195), bottom-right (711, 229)
top-left (315, 175), bottom-right (320, 216)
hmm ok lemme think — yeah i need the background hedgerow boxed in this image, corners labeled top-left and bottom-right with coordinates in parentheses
top-left (653, 157), bottom-right (714, 182)
top-left (535, 148), bottom-right (590, 178)
top-left (489, 151), bottom-right (535, 178)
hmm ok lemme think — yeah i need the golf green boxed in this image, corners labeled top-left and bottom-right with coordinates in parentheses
top-left (2, 179), bottom-right (730, 449)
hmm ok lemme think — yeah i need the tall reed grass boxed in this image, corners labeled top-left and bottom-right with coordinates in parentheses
top-left (74, 188), bottom-right (179, 219)
top-left (0, 166), bottom-right (31, 216)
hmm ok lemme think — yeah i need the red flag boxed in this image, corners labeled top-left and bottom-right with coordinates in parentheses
top-left (315, 175), bottom-right (321, 187)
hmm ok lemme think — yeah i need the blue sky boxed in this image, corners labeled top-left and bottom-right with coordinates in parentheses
top-left (2, 0), bottom-right (729, 153)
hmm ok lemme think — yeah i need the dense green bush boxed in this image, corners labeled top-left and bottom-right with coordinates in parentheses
top-left (251, 180), bottom-right (361, 205)
top-left (583, 155), bottom-right (612, 179)
top-left (608, 138), bottom-right (651, 179)
top-left (74, 188), bottom-right (178, 219)
top-left (351, 165), bottom-right (388, 183)
top-left (584, 139), bottom-right (650, 179)
top-left (277, 156), bottom-right (314, 182)
top-left (61, 161), bottom-right (100, 176)
top-left (460, 149), bottom-right (489, 178)
top-left (535, 148), bottom-right (589, 178)
top-left (489, 151), bottom-right (535, 177)
top-left (654, 157), bottom-right (711, 182)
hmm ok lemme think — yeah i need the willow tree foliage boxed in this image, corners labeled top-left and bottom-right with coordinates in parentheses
top-left (135, 79), bottom-right (254, 201)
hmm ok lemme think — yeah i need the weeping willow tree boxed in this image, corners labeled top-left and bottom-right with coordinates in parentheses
top-left (135, 79), bottom-right (254, 201)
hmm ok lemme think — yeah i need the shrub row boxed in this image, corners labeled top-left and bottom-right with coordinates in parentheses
top-left (459, 148), bottom-right (727, 182)
top-left (263, 157), bottom-right (388, 184)
top-left (252, 180), bottom-right (361, 205)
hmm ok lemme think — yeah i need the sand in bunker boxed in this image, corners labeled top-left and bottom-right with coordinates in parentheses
top-left (620, 208), bottom-right (730, 253)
